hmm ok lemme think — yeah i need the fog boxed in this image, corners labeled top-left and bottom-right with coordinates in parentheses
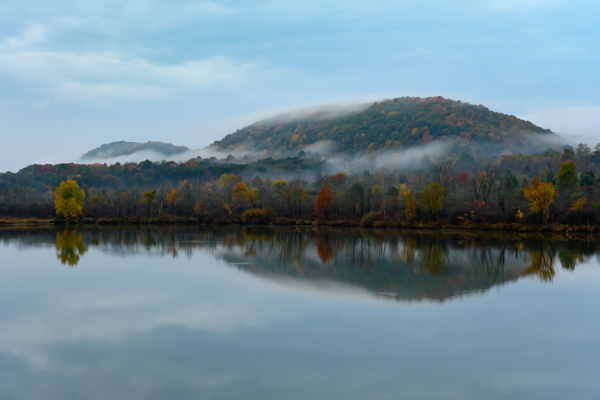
top-left (75, 131), bottom-right (567, 180)
top-left (255, 102), bottom-right (370, 126)
top-left (77, 145), bottom-right (262, 166)
top-left (322, 142), bottom-right (450, 175)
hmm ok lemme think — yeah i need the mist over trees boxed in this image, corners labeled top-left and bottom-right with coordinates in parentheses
top-left (214, 96), bottom-right (555, 158)
top-left (1, 96), bottom-right (598, 228)
top-left (2, 142), bottom-right (600, 229)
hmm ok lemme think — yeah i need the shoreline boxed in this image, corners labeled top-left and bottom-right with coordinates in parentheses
top-left (0, 217), bottom-right (595, 234)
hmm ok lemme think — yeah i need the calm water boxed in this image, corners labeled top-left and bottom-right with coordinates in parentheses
top-left (0, 226), bottom-right (599, 399)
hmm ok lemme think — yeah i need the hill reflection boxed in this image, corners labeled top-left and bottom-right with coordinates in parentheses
top-left (2, 226), bottom-right (597, 302)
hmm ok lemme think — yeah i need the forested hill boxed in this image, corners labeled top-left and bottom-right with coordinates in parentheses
top-left (213, 97), bottom-right (555, 155)
top-left (81, 141), bottom-right (190, 160)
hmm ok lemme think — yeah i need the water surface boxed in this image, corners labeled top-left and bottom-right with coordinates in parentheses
top-left (0, 226), bottom-right (598, 399)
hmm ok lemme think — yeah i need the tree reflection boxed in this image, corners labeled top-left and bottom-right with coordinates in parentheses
top-left (524, 244), bottom-right (556, 282)
top-left (55, 229), bottom-right (87, 266)
top-left (422, 241), bottom-right (447, 275)
top-left (558, 250), bottom-right (583, 271)
top-left (5, 226), bottom-right (592, 297)
top-left (316, 238), bottom-right (335, 264)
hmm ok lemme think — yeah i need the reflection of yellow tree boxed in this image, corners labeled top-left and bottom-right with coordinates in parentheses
top-left (166, 233), bottom-right (178, 258)
top-left (141, 232), bottom-right (156, 247)
top-left (241, 227), bottom-right (270, 241)
top-left (55, 229), bottom-right (87, 266)
top-left (525, 247), bottom-right (555, 281)
top-left (401, 237), bottom-right (417, 264)
top-left (422, 242), bottom-right (447, 275)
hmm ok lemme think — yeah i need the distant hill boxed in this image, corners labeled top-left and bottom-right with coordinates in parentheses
top-left (213, 97), bottom-right (558, 157)
top-left (81, 141), bottom-right (190, 160)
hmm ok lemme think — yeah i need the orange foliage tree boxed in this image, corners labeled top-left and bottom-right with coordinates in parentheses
top-left (314, 187), bottom-right (334, 218)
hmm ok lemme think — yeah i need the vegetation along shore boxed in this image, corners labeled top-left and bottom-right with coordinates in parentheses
top-left (2, 97), bottom-right (600, 232)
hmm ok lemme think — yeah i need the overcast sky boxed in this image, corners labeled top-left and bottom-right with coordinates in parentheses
top-left (1, 0), bottom-right (599, 172)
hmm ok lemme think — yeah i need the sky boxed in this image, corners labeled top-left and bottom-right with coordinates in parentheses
top-left (0, 0), bottom-right (599, 172)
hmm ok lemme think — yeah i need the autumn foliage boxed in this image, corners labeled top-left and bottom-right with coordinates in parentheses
top-left (54, 180), bottom-right (85, 222)
top-left (315, 187), bottom-right (334, 218)
top-left (523, 177), bottom-right (555, 222)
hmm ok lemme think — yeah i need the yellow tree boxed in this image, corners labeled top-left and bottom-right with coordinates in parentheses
top-left (397, 183), bottom-right (416, 221)
top-left (523, 177), bottom-right (555, 222)
top-left (54, 180), bottom-right (86, 222)
top-left (232, 182), bottom-right (258, 208)
top-left (166, 188), bottom-right (180, 206)
top-left (166, 188), bottom-right (180, 214)
top-left (419, 182), bottom-right (446, 219)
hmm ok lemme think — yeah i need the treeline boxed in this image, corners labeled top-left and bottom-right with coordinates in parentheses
top-left (2, 144), bottom-right (600, 228)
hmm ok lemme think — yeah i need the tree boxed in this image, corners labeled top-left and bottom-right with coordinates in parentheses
top-left (579, 172), bottom-right (594, 186)
top-left (315, 187), bottom-right (334, 218)
top-left (55, 229), bottom-right (87, 266)
top-left (457, 171), bottom-right (470, 187)
top-left (430, 161), bottom-right (454, 190)
top-left (54, 180), bottom-right (85, 222)
top-left (272, 179), bottom-right (287, 213)
top-left (348, 182), bottom-right (365, 215)
top-left (523, 177), bottom-right (555, 222)
top-left (166, 188), bottom-right (180, 206)
top-left (232, 182), bottom-right (258, 208)
top-left (419, 182), bottom-right (446, 219)
top-left (558, 161), bottom-right (578, 188)
top-left (570, 197), bottom-right (586, 212)
top-left (397, 183), bottom-right (416, 221)
top-left (576, 143), bottom-right (591, 157)
top-left (141, 189), bottom-right (156, 214)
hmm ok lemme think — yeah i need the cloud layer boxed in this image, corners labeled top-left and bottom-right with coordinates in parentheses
top-left (0, 0), bottom-right (599, 171)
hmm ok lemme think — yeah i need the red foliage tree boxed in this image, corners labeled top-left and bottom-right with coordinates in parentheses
top-left (457, 171), bottom-right (470, 186)
top-left (314, 187), bottom-right (334, 218)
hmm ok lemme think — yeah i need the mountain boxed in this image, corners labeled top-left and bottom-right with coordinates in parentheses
top-left (213, 96), bottom-right (558, 156)
top-left (81, 141), bottom-right (190, 160)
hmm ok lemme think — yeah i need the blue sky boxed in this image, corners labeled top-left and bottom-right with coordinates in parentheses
top-left (0, 0), bottom-right (599, 171)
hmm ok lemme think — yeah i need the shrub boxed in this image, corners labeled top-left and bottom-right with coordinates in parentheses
top-left (360, 211), bottom-right (382, 227)
top-left (241, 207), bottom-right (276, 224)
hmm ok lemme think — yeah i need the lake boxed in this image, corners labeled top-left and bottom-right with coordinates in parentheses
top-left (0, 226), bottom-right (599, 399)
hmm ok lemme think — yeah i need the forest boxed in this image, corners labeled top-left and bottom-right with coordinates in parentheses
top-left (214, 96), bottom-right (554, 157)
top-left (2, 141), bottom-right (600, 231)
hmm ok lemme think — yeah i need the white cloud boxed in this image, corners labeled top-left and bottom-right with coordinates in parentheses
top-left (0, 46), bottom-right (267, 99)
top-left (57, 81), bottom-right (166, 100)
top-left (0, 24), bottom-right (46, 49)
